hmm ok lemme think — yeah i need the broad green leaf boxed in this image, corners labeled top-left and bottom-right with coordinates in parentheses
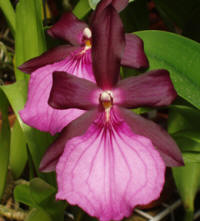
top-left (15, 0), bottom-right (46, 80)
top-left (169, 104), bottom-right (200, 220)
top-left (30, 178), bottom-right (56, 205)
top-left (182, 152), bottom-right (200, 164)
top-left (1, 81), bottom-right (56, 185)
top-left (25, 209), bottom-right (51, 221)
top-left (172, 135), bottom-right (200, 153)
top-left (29, 178), bottom-right (65, 221)
top-left (0, 0), bottom-right (15, 36)
top-left (172, 163), bottom-right (200, 213)
top-left (15, 178), bottom-right (65, 221)
top-left (0, 90), bottom-right (10, 199)
top-left (9, 118), bottom-right (27, 179)
top-left (168, 105), bottom-right (200, 134)
top-left (14, 183), bottom-right (34, 207)
top-left (88, 0), bottom-right (99, 9)
top-left (136, 31), bottom-right (200, 109)
top-left (73, 0), bottom-right (91, 19)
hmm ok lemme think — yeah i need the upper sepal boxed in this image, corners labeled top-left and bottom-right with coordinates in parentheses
top-left (91, 4), bottom-right (125, 89)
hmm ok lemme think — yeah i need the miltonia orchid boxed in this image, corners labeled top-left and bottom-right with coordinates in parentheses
top-left (39, 2), bottom-right (183, 221)
top-left (19, 0), bottom-right (148, 135)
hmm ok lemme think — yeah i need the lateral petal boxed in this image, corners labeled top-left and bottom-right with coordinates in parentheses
top-left (119, 107), bottom-right (183, 167)
top-left (48, 12), bottom-right (88, 45)
top-left (49, 71), bottom-right (99, 110)
top-left (19, 48), bottom-right (94, 135)
top-left (115, 69), bottom-right (177, 108)
top-left (39, 109), bottom-right (97, 172)
top-left (56, 107), bottom-right (165, 221)
top-left (18, 45), bottom-right (79, 73)
top-left (91, 4), bottom-right (125, 89)
top-left (121, 34), bottom-right (149, 69)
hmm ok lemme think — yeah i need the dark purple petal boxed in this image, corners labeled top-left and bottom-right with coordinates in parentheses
top-left (91, 4), bottom-right (125, 89)
top-left (92, 0), bottom-right (128, 14)
top-left (49, 71), bottom-right (99, 110)
top-left (121, 34), bottom-right (149, 69)
top-left (118, 107), bottom-right (184, 167)
top-left (112, 0), bottom-right (129, 12)
top-left (115, 69), bottom-right (177, 108)
top-left (39, 109), bottom-right (98, 172)
top-left (48, 12), bottom-right (88, 45)
top-left (18, 45), bottom-right (79, 73)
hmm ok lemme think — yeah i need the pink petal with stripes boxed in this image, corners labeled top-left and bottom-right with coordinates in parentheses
top-left (20, 48), bottom-right (94, 135)
top-left (56, 107), bottom-right (165, 221)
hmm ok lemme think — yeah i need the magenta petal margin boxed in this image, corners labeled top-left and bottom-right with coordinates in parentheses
top-left (20, 48), bottom-right (94, 135)
top-left (56, 108), bottom-right (165, 221)
top-left (39, 110), bottom-right (98, 172)
top-left (18, 45), bottom-right (80, 74)
top-left (119, 108), bottom-right (183, 167)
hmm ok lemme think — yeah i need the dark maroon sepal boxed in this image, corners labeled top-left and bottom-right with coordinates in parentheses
top-left (18, 45), bottom-right (79, 73)
top-left (48, 12), bottom-right (88, 45)
top-left (116, 69), bottom-right (177, 108)
top-left (49, 71), bottom-right (98, 110)
top-left (121, 34), bottom-right (149, 69)
top-left (91, 4), bottom-right (125, 89)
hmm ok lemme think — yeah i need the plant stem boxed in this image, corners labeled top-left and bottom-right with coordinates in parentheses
top-left (0, 204), bottom-right (28, 220)
top-left (184, 209), bottom-right (194, 221)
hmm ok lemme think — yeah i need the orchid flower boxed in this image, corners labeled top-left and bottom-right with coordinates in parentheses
top-left (39, 2), bottom-right (183, 221)
top-left (19, 0), bottom-right (148, 135)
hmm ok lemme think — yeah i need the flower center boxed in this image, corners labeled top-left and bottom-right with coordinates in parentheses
top-left (82, 27), bottom-right (92, 51)
top-left (100, 91), bottom-right (113, 122)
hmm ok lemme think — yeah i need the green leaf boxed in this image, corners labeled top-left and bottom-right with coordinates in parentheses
top-left (88, 0), bottom-right (100, 9)
top-left (14, 183), bottom-right (34, 207)
top-left (136, 31), bottom-right (200, 109)
top-left (168, 105), bottom-right (200, 134)
top-left (168, 104), bottom-right (200, 219)
top-left (172, 163), bottom-right (200, 212)
top-left (15, 178), bottom-right (65, 221)
top-left (15, 0), bottom-right (46, 80)
top-left (30, 178), bottom-right (56, 205)
top-left (9, 118), bottom-right (27, 179)
top-left (182, 152), bottom-right (200, 164)
top-left (0, 0), bottom-right (16, 36)
top-left (25, 208), bottom-right (51, 221)
top-left (0, 90), bottom-right (10, 199)
top-left (29, 178), bottom-right (65, 221)
top-left (1, 81), bottom-right (56, 184)
top-left (172, 135), bottom-right (200, 153)
top-left (73, 0), bottom-right (91, 19)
